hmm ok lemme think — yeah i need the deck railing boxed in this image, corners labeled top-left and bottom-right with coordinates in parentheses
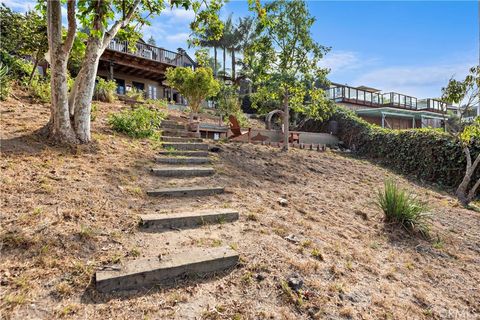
top-left (328, 84), bottom-right (446, 113)
top-left (107, 39), bottom-right (187, 67)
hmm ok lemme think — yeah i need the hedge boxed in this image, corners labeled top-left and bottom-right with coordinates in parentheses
top-left (329, 107), bottom-right (480, 190)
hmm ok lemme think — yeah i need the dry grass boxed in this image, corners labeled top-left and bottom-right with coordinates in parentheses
top-left (1, 87), bottom-right (479, 319)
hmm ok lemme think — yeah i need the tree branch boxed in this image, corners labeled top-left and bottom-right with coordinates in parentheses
top-left (63, 0), bottom-right (77, 55)
top-left (468, 177), bottom-right (480, 201)
top-left (102, 0), bottom-right (142, 49)
top-left (464, 146), bottom-right (472, 170)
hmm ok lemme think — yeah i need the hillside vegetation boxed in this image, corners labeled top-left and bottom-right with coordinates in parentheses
top-left (1, 89), bottom-right (479, 319)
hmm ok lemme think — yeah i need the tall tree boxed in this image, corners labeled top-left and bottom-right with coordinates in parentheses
top-left (442, 66), bottom-right (480, 205)
top-left (41, 0), bottom-right (223, 144)
top-left (147, 36), bottom-right (156, 46)
top-left (246, 0), bottom-right (332, 150)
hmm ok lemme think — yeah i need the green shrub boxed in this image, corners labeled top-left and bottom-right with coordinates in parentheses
top-left (108, 105), bottom-right (165, 138)
top-left (29, 77), bottom-right (50, 103)
top-left (330, 107), bottom-right (480, 189)
top-left (377, 179), bottom-right (430, 236)
top-left (0, 62), bottom-right (11, 101)
top-left (0, 51), bottom-right (33, 80)
top-left (91, 103), bottom-right (98, 122)
top-left (94, 77), bottom-right (117, 103)
top-left (126, 87), bottom-right (144, 102)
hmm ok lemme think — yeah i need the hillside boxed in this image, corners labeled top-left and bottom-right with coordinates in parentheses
top-left (1, 89), bottom-right (479, 319)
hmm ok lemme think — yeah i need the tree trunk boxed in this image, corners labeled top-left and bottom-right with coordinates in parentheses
top-left (456, 147), bottom-right (480, 205)
top-left (223, 47), bottom-right (226, 81)
top-left (231, 49), bottom-right (236, 82)
top-left (283, 91), bottom-right (289, 151)
top-left (214, 46), bottom-right (217, 78)
top-left (45, 0), bottom-right (77, 144)
top-left (69, 38), bottom-right (103, 143)
top-left (28, 48), bottom-right (41, 85)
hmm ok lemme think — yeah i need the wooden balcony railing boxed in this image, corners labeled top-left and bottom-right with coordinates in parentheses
top-left (107, 39), bottom-right (188, 67)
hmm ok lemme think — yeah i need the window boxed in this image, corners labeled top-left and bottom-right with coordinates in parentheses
top-left (148, 85), bottom-right (157, 99)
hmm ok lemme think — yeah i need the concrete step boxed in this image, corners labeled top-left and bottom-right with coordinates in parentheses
top-left (155, 157), bottom-right (211, 165)
top-left (160, 121), bottom-right (185, 130)
top-left (139, 209), bottom-right (239, 230)
top-left (162, 143), bottom-right (209, 151)
top-left (147, 186), bottom-right (224, 197)
top-left (161, 129), bottom-right (198, 138)
top-left (158, 150), bottom-right (209, 157)
top-left (161, 136), bottom-right (203, 143)
top-left (96, 247), bottom-right (239, 292)
top-left (150, 167), bottom-right (215, 177)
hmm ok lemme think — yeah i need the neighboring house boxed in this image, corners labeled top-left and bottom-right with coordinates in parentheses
top-left (97, 38), bottom-right (195, 103)
top-left (328, 83), bottom-right (448, 129)
top-left (447, 104), bottom-right (480, 122)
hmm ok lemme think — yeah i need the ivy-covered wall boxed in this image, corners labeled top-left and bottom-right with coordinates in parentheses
top-left (330, 107), bottom-right (480, 189)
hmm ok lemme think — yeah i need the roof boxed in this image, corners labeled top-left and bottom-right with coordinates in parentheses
top-left (356, 107), bottom-right (447, 120)
top-left (356, 85), bottom-right (381, 93)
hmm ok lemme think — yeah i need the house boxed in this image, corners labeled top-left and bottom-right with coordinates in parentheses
top-left (447, 103), bottom-right (480, 122)
top-left (328, 83), bottom-right (448, 129)
top-left (96, 38), bottom-right (195, 103)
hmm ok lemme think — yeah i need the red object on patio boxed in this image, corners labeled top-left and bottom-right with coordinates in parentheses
top-left (229, 115), bottom-right (251, 142)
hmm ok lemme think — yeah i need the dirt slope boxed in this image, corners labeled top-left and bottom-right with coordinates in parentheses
top-left (1, 90), bottom-right (479, 319)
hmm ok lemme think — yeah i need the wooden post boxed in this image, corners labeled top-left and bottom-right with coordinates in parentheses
top-left (109, 60), bottom-right (114, 80)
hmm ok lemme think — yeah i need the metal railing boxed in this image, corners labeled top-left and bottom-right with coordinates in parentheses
top-left (107, 39), bottom-right (188, 67)
top-left (328, 84), bottom-right (446, 113)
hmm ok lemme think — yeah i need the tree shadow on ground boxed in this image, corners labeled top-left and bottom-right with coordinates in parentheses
top-left (79, 266), bottom-right (239, 304)
top-left (0, 131), bottom-right (100, 157)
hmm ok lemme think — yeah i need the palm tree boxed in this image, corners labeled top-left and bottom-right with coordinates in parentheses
top-left (190, 28), bottom-right (220, 77)
top-left (230, 17), bottom-right (256, 83)
top-left (220, 15), bottom-right (234, 81)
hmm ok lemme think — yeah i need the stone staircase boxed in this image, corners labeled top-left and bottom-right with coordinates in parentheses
top-left (96, 119), bottom-right (239, 293)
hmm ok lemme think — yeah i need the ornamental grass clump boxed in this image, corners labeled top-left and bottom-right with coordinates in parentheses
top-left (377, 180), bottom-right (431, 236)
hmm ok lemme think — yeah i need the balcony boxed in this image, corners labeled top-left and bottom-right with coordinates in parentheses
top-left (328, 85), bottom-right (382, 107)
top-left (328, 84), bottom-right (446, 113)
top-left (381, 92), bottom-right (417, 110)
top-left (106, 39), bottom-right (191, 68)
top-left (417, 99), bottom-right (447, 113)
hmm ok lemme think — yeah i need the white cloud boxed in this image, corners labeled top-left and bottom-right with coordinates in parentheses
top-left (319, 51), bottom-right (360, 72)
top-left (165, 32), bottom-right (190, 43)
top-left (353, 63), bottom-right (473, 97)
top-left (162, 6), bottom-right (196, 22)
top-left (1, 0), bottom-right (37, 12)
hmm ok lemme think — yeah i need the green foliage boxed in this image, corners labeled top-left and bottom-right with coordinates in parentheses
top-left (126, 87), bottom-right (145, 102)
top-left (166, 66), bottom-right (220, 113)
top-left (216, 84), bottom-right (250, 127)
top-left (0, 4), bottom-right (47, 58)
top-left (331, 107), bottom-right (480, 189)
top-left (29, 77), bottom-right (51, 103)
top-left (0, 51), bottom-right (34, 80)
top-left (377, 180), bottom-right (430, 236)
top-left (108, 105), bottom-right (165, 138)
top-left (245, 0), bottom-right (333, 121)
top-left (94, 77), bottom-right (117, 103)
top-left (0, 62), bottom-right (11, 101)
top-left (91, 103), bottom-right (99, 122)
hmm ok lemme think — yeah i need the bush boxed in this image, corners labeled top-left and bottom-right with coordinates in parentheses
top-left (0, 62), bottom-right (11, 101)
top-left (94, 77), bottom-right (117, 103)
top-left (108, 105), bottom-right (165, 138)
top-left (0, 50), bottom-right (33, 80)
top-left (330, 107), bottom-right (480, 189)
top-left (91, 103), bottom-right (98, 122)
top-left (377, 180), bottom-right (430, 236)
top-left (29, 77), bottom-right (50, 103)
top-left (126, 87), bottom-right (144, 102)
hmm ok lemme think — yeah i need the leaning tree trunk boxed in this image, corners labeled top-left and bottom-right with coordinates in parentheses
top-left (45, 0), bottom-right (77, 143)
top-left (223, 47), bottom-right (226, 81)
top-left (456, 146), bottom-right (480, 205)
top-left (231, 49), bottom-right (236, 82)
top-left (282, 91), bottom-right (289, 151)
top-left (69, 37), bottom-right (103, 143)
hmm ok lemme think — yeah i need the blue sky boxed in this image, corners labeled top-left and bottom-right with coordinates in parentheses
top-left (4, 0), bottom-right (478, 98)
